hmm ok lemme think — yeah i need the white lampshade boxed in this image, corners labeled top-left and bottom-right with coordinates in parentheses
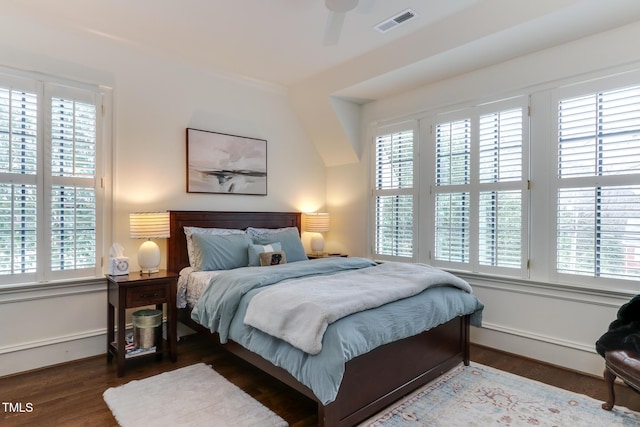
top-left (304, 212), bottom-right (330, 233)
top-left (305, 213), bottom-right (330, 255)
top-left (130, 212), bottom-right (170, 274)
top-left (129, 212), bottom-right (170, 239)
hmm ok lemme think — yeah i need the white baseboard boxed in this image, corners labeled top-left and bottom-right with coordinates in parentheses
top-left (0, 334), bottom-right (105, 377)
top-left (1, 320), bottom-right (197, 377)
top-left (2, 325), bottom-right (606, 380)
top-left (471, 324), bottom-right (606, 378)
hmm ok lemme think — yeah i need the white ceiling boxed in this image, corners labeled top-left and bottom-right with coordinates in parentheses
top-left (4, 0), bottom-right (481, 87)
top-left (6, 0), bottom-right (640, 165)
top-left (9, 0), bottom-right (640, 96)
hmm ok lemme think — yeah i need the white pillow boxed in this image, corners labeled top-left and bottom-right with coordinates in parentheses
top-left (184, 226), bottom-right (245, 267)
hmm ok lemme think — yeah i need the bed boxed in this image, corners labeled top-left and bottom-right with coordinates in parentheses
top-left (167, 210), bottom-right (483, 427)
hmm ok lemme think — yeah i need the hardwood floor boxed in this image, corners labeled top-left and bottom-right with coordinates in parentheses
top-left (1, 333), bottom-right (637, 427)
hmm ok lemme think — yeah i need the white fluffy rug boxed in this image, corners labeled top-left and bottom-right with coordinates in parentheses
top-left (103, 363), bottom-right (288, 427)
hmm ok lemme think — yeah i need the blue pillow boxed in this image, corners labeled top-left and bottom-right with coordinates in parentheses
top-left (191, 233), bottom-right (251, 271)
top-left (248, 242), bottom-right (282, 266)
top-left (252, 228), bottom-right (308, 263)
top-left (183, 226), bottom-right (245, 267)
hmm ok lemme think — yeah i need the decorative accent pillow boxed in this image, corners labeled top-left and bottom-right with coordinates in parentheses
top-left (184, 226), bottom-right (245, 267)
top-left (259, 251), bottom-right (287, 266)
top-left (191, 233), bottom-right (251, 271)
top-left (252, 228), bottom-right (308, 263)
top-left (248, 242), bottom-right (282, 266)
top-left (246, 226), bottom-right (298, 237)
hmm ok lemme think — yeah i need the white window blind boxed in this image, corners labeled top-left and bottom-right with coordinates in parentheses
top-left (434, 119), bottom-right (471, 264)
top-left (50, 185), bottom-right (96, 271)
top-left (49, 94), bottom-right (98, 273)
top-left (479, 190), bottom-right (521, 268)
top-left (478, 108), bottom-right (523, 269)
top-left (0, 70), bottom-right (103, 285)
top-left (0, 87), bottom-right (38, 175)
top-left (369, 68), bottom-right (640, 290)
top-left (51, 97), bottom-right (97, 178)
top-left (373, 124), bottom-right (415, 260)
top-left (479, 109), bottom-right (522, 183)
top-left (556, 84), bottom-right (640, 281)
top-left (434, 192), bottom-right (469, 263)
top-left (432, 99), bottom-right (527, 274)
top-left (0, 81), bottom-right (39, 277)
top-left (0, 184), bottom-right (37, 275)
top-left (435, 119), bottom-right (471, 186)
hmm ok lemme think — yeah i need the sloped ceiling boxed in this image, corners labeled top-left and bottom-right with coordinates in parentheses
top-left (5, 0), bottom-right (640, 166)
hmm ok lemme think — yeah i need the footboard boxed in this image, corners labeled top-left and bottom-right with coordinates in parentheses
top-left (180, 309), bottom-right (469, 427)
top-left (321, 315), bottom-right (469, 427)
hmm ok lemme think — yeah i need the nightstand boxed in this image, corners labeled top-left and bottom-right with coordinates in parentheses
top-left (106, 270), bottom-right (178, 376)
top-left (307, 253), bottom-right (348, 259)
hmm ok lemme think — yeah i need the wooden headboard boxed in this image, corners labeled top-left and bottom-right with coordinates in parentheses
top-left (167, 210), bottom-right (302, 273)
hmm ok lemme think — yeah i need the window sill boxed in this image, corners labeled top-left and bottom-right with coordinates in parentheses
top-left (0, 277), bottom-right (107, 304)
top-left (453, 270), bottom-right (637, 301)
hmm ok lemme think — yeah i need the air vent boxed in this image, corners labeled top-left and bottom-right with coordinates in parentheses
top-left (374, 9), bottom-right (417, 33)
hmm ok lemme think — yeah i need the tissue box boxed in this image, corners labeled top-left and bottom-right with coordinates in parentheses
top-left (109, 257), bottom-right (130, 275)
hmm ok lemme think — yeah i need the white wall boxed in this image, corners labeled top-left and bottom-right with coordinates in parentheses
top-left (0, 16), bottom-right (326, 376)
top-left (3, 11), bottom-right (640, 379)
top-left (328, 21), bottom-right (640, 377)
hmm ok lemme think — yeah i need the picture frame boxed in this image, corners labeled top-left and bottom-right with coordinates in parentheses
top-left (186, 128), bottom-right (267, 195)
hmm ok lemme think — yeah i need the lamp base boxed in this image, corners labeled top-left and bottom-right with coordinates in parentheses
top-left (138, 240), bottom-right (160, 274)
top-left (310, 234), bottom-right (325, 255)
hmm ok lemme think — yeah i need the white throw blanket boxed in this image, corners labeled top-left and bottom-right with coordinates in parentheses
top-left (243, 262), bottom-right (472, 354)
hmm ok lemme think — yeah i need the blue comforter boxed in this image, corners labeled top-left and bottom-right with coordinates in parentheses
top-left (191, 257), bottom-right (484, 404)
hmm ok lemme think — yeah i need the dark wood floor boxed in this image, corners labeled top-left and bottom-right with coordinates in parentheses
top-left (1, 333), bottom-right (637, 427)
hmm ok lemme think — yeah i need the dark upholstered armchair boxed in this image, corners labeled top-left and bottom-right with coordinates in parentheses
top-left (601, 350), bottom-right (640, 410)
top-left (596, 295), bottom-right (640, 411)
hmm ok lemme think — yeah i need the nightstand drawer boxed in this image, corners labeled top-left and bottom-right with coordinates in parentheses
top-left (126, 284), bottom-right (168, 306)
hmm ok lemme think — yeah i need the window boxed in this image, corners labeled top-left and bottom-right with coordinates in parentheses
top-left (0, 70), bottom-right (105, 285)
top-left (554, 83), bottom-right (640, 282)
top-left (369, 68), bottom-right (640, 291)
top-left (371, 122), bottom-right (416, 261)
top-left (431, 97), bottom-right (528, 276)
top-left (433, 118), bottom-right (471, 264)
top-left (477, 108), bottom-right (525, 270)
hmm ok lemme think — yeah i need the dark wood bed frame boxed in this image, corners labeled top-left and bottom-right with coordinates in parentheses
top-left (167, 210), bottom-right (470, 427)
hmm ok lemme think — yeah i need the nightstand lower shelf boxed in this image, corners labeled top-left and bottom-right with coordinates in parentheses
top-left (106, 270), bottom-right (178, 377)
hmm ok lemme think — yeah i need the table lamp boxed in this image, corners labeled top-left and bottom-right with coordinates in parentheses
top-left (305, 212), bottom-right (330, 255)
top-left (129, 212), bottom-right (170, 274)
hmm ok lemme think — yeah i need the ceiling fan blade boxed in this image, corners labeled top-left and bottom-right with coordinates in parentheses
top-left (325, 0), bottom-right (359, 13)
top-left (323, 11), bottom-right (346, 45)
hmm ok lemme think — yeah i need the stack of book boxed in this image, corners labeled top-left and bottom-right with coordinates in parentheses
top-left (112, 331), bottom-right (157, 359)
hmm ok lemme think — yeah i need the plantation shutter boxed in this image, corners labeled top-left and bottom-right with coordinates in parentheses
top-left (478, 108), bottom-right (523, 268)
top-left (432, 97), bottom-right (527, 274)
top-left (0, 69), bottom-right (104, 286)
top-left (47, 85), bottom-right (98, 275)
top-left (0, 78), bottom-right (39, 278)
top-left (434, 119), bottom-right (471, 264)
top-left (434, 191), bottom-right (470, 263)
top-left (373, 123), bottom-right (415, 260)
top-left (556, 85), bottom-right (640, 280)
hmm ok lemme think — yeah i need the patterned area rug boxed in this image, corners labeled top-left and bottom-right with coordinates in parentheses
top-left (360, 363), bottom-right (640, 426)
top-left (103, 363), bottom-right (287, 427)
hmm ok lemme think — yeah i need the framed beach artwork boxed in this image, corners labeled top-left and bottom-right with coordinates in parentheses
top-left (186, 128), bottom-right (267, 195)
